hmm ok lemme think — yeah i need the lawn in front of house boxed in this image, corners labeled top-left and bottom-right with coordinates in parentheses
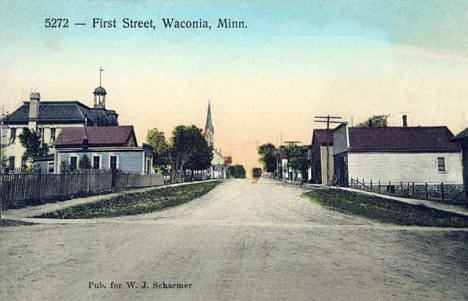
top-left (36, 181), bottom-right (220, 219)
top-left (303, 188), bottom-right (468, 227)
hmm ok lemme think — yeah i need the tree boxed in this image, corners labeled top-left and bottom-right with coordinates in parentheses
top-left (146, 128), bottom-right (170, 174)
top-left (19, 128), bottom-right (49, 162)
top-left (168, 125), bottom-right (208, 183)
top-left (185, 139), bottom-right (213, 179)
top-left (79, 155), bottom-right (91, 169)
top-left (285, 144), bottom-right (308, 182)
top-left (257, 143), bottom-right (277, 173)
top-left (252, 167), bottom-right (262, 178)
top-left (356, 115), bottom-right (389, 128)
top-left (228, 164), bottom-right (246, 178)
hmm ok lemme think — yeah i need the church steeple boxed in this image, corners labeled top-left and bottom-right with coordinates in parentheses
top-left (204, 101), bottom-right (214, 146)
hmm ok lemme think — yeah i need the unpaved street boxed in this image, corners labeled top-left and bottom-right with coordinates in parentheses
top-left (1, 179), bottom-right (467, 301)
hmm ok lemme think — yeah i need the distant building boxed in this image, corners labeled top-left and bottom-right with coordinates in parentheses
top-left (203, 102), bottom-right (229, 179)
top-left (47, 126), bottom-right (153, 175)
top-left (333, 121), bottom-right (463, 188)
top-left (310, 129), bottom-right (334, 184)
top-left (451, 127), bottom-right (468, 199)
top-left (2, 83), bottom-right (118, 171)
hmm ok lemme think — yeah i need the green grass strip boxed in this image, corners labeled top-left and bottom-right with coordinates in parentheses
top-left (303, 188), bottom-right (468, 228)
top-left (36, 181), bottom-right (220, 219)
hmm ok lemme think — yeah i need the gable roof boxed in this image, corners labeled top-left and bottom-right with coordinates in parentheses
top-left (4, 101), bottom-right (118, 126)
top-left (54, 126), bottom-right (136, 147)
top-left (348, 126), bottom-right (461, 152)
top-left (451, 127), bottom-right (468, 141)
top-left (312, 129), bottom-right (333, 145)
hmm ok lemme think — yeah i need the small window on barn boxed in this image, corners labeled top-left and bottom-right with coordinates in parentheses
top-left (110, 155), bottom-right (118, 170)
top-left (48, 162), bottom-right (54, 173)
top-left (70, 156), bottom-right (78, 171)
top-left (437, 157), bottom-right (445, 172)
top-left (93, 155), bottom-right (100, 169)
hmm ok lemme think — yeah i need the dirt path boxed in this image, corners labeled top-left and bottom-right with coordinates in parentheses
top-left (1, 179), bottom-right (467, 301)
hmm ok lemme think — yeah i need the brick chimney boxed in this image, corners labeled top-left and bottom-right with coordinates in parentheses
top-left (28, 92), bottom-right (40, 130)
top-left (402, 114), bottom-right (408, 127)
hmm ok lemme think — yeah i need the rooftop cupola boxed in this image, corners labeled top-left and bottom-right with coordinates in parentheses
top-left (93, 67), bottom-right (106, 109)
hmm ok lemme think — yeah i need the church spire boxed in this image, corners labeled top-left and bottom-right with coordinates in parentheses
top-left (204, 100), bottom-right (214, 146)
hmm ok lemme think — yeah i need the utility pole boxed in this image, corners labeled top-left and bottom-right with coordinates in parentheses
top-left (314, 115), bottom-right (342, 185)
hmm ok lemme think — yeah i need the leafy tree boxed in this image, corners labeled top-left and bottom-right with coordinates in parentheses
top-left (284, 144), bottom-right (308, 182)
top-left (356, 115), bottom-right (389, 128)
top-left (168, 125), bottom-right (208, 183)
top-left (146, 128), bottom-right (170, 174)
top-left (257, 143), bottom-right (277, 173)
top-left (79, 155), bottom-right (92, 169)
top-left (228, 164), bottom-right (246, 178)
top-left (19, 128), bottom-right (49, 162)
top-left (60, 160), bottom-right (71, 174)
top-left (252, 167), bottom-right (262, 178)
top-left (185, 139), bottom-right (213, 179)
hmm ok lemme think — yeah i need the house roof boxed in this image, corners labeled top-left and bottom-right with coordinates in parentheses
top-left (4, 101), bottom-right (118, 126)
top-left (312, 129), bottom-right (333, 145)
top-left (54, 126), bottom-right (136, 147)
top-left (451, 127), bottom-right (468, 141)
top-left (348, 126), bottom-right (461, 152)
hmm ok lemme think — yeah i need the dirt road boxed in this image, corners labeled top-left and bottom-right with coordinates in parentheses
top-left (1, 179), bottom-right (467, 301)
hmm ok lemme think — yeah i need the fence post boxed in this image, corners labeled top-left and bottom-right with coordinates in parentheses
top-left (378, 180), bottom-right (381, 194)
top-left (401, 182), bottom-right (403, 197)
top-left (370, 180), bottom-right (373, 191)
top-left (425, 182), bottom-right (428, 200)
top-left (389, 181), bottom-right (391, 195)
top-left (441, 183), bottom-right (444, 202)
top-left (412, 182), bottom-right (415, 197)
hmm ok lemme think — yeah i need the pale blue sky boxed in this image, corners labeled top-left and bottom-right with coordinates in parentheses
top-left (1, 1), bottom-right (467, 169)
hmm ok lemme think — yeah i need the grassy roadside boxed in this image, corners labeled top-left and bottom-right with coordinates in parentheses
top-left (303, 188), bottom-right (468, 227)
top-left (35, 181), bottom-right (220, 219)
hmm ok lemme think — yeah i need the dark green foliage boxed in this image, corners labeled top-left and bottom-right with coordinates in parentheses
top-left (79, 155), bottom-right (91, 169)
top-left (18, 128), bottom-right (49, 160)
top-left (304, 189), bottom-right (468, 227)
top-left (257, 143), bottom-right (277, 172)
top-left (146, 128), bottom-right (170, 174)
top-left (252, 167), bottom-right (262, 178)
top-left (36, 181), bottom-right (220, 219)
top-left (355, 115), bottom-right (389, 128)
top-left (228, 165), bottom-right (246, 178)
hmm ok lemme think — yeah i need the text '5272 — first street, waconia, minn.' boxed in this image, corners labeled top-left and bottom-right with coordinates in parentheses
top-left (44, 18), bottom-right (247, 30)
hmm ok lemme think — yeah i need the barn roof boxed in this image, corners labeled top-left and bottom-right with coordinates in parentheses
top-left (54, 126), bottom-right (136, 147)
top-left (348, 126), bottom-right (461, 152)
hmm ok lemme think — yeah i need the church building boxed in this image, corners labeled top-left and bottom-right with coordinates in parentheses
top-left (203, 102), bottom-right (230, 179)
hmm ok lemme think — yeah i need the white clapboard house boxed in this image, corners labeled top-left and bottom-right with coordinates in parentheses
top-left (333, 121), bottom-right (463, 190)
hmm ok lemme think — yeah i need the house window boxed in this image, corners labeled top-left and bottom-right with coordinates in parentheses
top-left (48, 162), bottom-right (54, 173)
top-left (110, 155), bottom-right (118, 170)
top-left (21, 157), bottom-right (27, 169)
top-left (8, 156), bottom-right (15, 170)
top-left (9, 128), bottom-right (16, 143)
top-left (437, 157), bottom-right (445, 172)
top-left (50, 128), bottom-right (56, 143)
top-left (70, 156), bottom-right (78, 171)
top-left (40, 128), bottom-right (45, 143)
top-left (93, 155), bottom-right (100, 169)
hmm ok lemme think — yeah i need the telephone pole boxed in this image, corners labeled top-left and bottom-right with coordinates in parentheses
top-left (314, 115), bottom-right (342, 185)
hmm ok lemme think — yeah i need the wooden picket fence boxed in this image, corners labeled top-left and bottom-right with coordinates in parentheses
top-left (349, 177), bottom-right (467, 205)
top-left (0, 170), bottom-right (164, 210)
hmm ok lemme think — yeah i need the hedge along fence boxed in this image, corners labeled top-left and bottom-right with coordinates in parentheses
top-left (349, 177), bottom-right (467, 205)
top-left (1, 170), bottom-right (164, 210)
